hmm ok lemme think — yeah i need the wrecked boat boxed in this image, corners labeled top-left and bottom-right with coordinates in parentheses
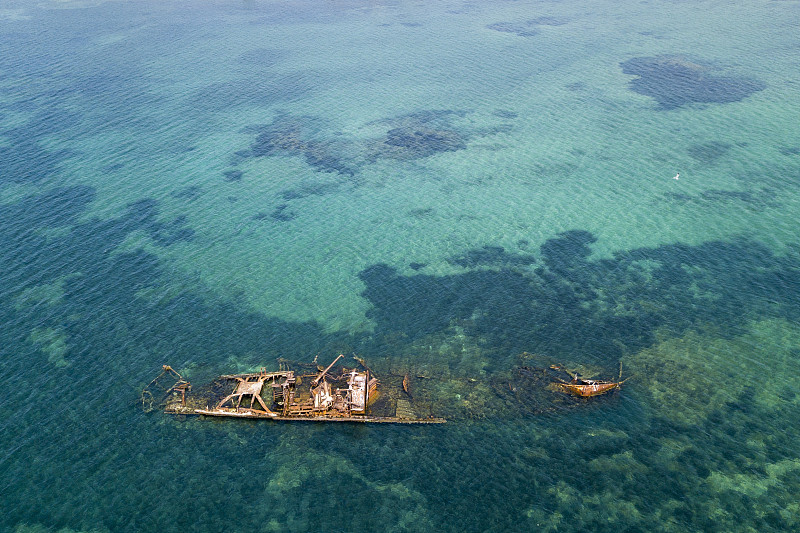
top-left (144, 354), bottom-right (446, 424)
top-left (554, 363), bottom-right (628, 398)
top-left (558, 377), bottom-right (622, 397)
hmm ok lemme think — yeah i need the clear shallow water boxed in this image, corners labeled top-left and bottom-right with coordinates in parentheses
top-left (2, 0), bottom-right (800, 531)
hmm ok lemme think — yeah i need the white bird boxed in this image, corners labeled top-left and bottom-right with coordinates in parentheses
top-left (673, 173), bottom-right (680, 180)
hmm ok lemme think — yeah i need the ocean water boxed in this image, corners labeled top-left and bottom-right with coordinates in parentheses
top-left (2, 0), bottom-right (800, 531)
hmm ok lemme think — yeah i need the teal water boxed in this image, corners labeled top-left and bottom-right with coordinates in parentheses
top-left (2, 0), bottom-right (800, 531)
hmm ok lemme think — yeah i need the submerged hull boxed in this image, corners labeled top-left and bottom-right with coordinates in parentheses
top-left (152, 356), bottom-right (447, 424)
top-left (558, 381), bottom-right (620, 397)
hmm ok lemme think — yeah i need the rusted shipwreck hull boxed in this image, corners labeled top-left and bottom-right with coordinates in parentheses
top-left (558, 379), bottom-right (621, 397)
top-left (554, 363), bottom-right (628, 398)
top-left (145, 355), bottom-right (445, 425)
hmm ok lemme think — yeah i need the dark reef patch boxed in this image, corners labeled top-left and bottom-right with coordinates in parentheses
top-left (270, 203), bottom-right (297, 222)
top-left (687, 141), bottom-right (732, 164)
top-left (0, 185), bottom-right (96, 230)
top-left (487, 22), bottom-right (540, 37)
top-left (779, 146), bottom-right (800, 156)
top-left (237, 108), bottom-right (489, 176)
top-left (0, 107), bottom-right (85, 184)
top-left (223, 169), bottom-right (244, 182)
top-left (408, 207), bottom-right (435, 218)
top-left (0, 137), bottom-right (73, 185)
top-left (621, 55), bottom-right (766, 109)
top-left (492, 109), bottom-right (518, 119)
top-left (170, 185), bottom-right (204, 202)
top-left (382, 127), bottom-right (466, 158)
top-left (540, 229), bottom-right (595, 277)
top-left (447, 245), bottom-right (536, 269)
top-left (280, 181), bottom-right (342, 200)
top-left (487, 16), bottom-right (568, 37)
top-left (125, 198), bottom-right (195, 246)
top-left (366, 110), bottom-right (469, 161)
top-left (249, 114), bottom-right (357, 175)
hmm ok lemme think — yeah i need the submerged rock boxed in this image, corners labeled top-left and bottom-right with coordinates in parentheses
top-left (249, 115), bottom-right (357, 175)
top-left (170, 185), bottom-right (204, 201)
top-left (223, 169), bottom-right (243, 182)
top-left (487, 17), bottom-right (568, 37)
top-left (447, 245), bottom-right (537, 269)
top-left (270, 204), bottom-right (297, 222)
top-left (370, 127), bottom-right (466, 161)
top-left (687, 141), bottom-right (732, 164)
top-left (621, 55), bottom-right (765, 109)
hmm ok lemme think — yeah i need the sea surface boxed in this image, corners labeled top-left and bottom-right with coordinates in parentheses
top-left (2, 0), bottom-right (800, 531)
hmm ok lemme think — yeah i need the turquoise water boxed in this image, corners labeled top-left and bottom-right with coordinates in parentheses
top-left (2, 0), bottom-right (800, 531)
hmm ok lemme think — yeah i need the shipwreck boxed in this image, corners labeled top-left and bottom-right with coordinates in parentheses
top-left (143, 354), bottom-right (446, 424)
top-left (553, 363), bottom-right (629, 398)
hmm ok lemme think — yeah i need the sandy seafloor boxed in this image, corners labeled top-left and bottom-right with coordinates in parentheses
top-left (2, 0), bottom-right (800, 531)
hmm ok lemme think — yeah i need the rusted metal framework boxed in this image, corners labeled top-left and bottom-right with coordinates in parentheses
top-left (141, 365), bottom-right (190, 412)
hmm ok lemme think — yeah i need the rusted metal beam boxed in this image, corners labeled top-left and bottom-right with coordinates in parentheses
top-left (312, 354), bottom-right (345, 387)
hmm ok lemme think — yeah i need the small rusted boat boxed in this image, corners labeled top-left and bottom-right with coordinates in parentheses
top-left (558, 377), bottom-right (621, 397)
top-left (556, 363), bottom-right (628, 398)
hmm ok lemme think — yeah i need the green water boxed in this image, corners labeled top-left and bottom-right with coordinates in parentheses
top-left (2, 0), bottom-right (800, 531)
